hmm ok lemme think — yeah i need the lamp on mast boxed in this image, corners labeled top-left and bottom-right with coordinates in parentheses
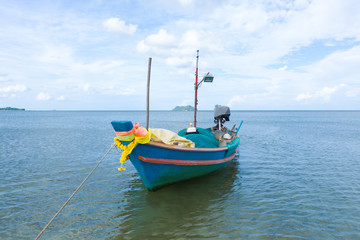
top-left (193, 50), bottom-right (214, 127)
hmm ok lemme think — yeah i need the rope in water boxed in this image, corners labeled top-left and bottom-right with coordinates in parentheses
top-left (34, 143), bottom-right (116, 240)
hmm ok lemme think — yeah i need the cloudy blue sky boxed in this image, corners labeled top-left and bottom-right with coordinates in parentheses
top-left (0, 0), bottom-right (359, 110)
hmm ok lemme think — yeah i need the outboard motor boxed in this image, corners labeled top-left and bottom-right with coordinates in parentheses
top-left (213, 105), bottom-right (231, 147)
top-left (214, 105), bottom-right (230, 129)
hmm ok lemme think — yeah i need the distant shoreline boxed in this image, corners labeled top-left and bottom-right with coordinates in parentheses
top-left (0, 107), bottom-right (25, 111)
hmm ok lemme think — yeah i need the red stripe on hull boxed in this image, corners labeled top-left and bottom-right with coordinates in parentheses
top-left (138, 152), bottom-right (237, 166)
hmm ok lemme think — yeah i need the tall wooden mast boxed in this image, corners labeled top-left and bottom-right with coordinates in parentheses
top-left (194, 50), bottom-right (199, 127)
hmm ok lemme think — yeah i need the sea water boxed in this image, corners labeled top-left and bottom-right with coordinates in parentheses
top-left (1, 110), bottom-right (360, 239)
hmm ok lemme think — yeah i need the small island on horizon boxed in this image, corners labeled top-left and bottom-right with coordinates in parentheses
top-left (0, 107), bottom-right (25, 111)
top-left (172, 105), bottom-right (194, 111)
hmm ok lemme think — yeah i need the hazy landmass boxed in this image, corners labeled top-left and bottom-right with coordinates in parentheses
top-left (0, 107), bottom-right (25, 111)
top-left (172, 105), bottom-right (194, 111)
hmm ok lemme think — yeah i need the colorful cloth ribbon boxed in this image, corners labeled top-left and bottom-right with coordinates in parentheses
top-left (114, 123), bottom-right (151, 171)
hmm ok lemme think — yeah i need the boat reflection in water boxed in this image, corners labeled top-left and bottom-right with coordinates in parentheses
top-left (111, 159), bottom-right (240, 239)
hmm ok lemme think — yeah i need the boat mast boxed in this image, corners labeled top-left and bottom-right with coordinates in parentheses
top-left (146, 57), bottom-right (152, 130)
top-left (194, 50), bottom-right (199, 127)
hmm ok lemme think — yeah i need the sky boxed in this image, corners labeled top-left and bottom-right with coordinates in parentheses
top-left (0, 0), bottom-right (359, 110)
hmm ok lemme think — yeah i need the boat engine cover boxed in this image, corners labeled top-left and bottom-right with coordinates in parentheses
top-left (214, 105), bottom-right (230, 121)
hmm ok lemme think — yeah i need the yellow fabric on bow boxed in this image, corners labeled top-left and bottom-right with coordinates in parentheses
top-left (114, 123), bottom-right (151, 171)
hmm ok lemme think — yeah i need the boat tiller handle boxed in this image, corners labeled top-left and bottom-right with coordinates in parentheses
top-left (236, 120), bottom-right (243, 136)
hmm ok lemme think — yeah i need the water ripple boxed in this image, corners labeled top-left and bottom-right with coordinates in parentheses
top-left (1, 111), bottom-right (360, 239)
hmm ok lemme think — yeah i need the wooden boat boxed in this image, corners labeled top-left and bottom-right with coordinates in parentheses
top-left (111, 51), bottom-right (242, 191)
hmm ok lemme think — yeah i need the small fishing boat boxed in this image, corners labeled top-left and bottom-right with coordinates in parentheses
top-left (112, 51), bottom-right (242, 191)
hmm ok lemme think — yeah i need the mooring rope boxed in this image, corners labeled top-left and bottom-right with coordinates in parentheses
top-left (35, 143), bottom-right (116, 240)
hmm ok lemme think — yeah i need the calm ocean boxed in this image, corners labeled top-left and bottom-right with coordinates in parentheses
top-left (1, 110), bottom-right (360, 239)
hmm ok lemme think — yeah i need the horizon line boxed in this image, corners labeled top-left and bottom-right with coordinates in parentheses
top-left (3, 109), bottom-right (360, 112)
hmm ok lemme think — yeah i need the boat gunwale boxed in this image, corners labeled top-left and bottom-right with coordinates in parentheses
top-left (138, 152), bottom-right (237, 165)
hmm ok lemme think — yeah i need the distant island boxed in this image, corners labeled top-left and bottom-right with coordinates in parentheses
top-left (172, 105), bottom-right (194, 111)
top-left (0, 107), bottom-right (25, 111)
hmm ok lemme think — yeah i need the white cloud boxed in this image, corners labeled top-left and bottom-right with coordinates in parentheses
top-left (178, 0), bottom-right (193, 6)
top-left (278, 66), bottom-right (288, 71)
top-left (0, 76), bottom-right (9, 82)
top-left (179, 30), bottom-right (200, 48)
top-left (103, 18), bottom-right (137, 35)
top-left (227, 95), bottom-right (247, 107)
top-left (36, 92), bottom-right (51, 101)
top-left (136, 29), bottom-right (176, 54)
top-left (136, 40), bottom-right (150, 54)
top-left (166, 56), bottom-right (192, 67)
top-left (295, 93), bottom-right (312, 101)
top-left (79, 83), bottom-right (91, 92)
top-left (296, 84), bottom-right (346, 101)
top-left (212, 2), bottom-right (269, 33)
top-left (0, 84), bottom-right (27, 97)
top-left (119, 88), bottom-right (135, 96)
top-left (1, 0), bottom-right (360, 110)
top-left (147, 29), bottom-right (175, 46)
top-left (38, 44), bottom-right (74, 64)
top-left (301, 45), bottom-right (360, 83)
top-left (0, 84), bottom-right (27, 93)
top-left (345, 88), bottom-right (360, 97)
top-left (320, 84), bottom-right (346, 100)
top-left (136, 29), bottom-right (222, 69)
top-left (56, 95), bottom-right (65, 101)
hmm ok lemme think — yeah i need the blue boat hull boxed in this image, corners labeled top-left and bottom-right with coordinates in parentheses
top-left (129, 139), bottom-right (239, 191)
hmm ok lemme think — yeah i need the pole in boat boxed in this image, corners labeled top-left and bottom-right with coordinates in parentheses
top-left (194, 50), bottom-right (199, 127)
top-left (146, 57), bottom-right (152, 130)
top-left (193, 51), bottom-right (215, 127)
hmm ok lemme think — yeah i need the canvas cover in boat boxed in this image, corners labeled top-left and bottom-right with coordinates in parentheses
top-left (178, 128), bottom-right (222, 148)
top-left (178, 127), bottom-right (240, 152)
top-left (151, 128), bottom-right (195, 147)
